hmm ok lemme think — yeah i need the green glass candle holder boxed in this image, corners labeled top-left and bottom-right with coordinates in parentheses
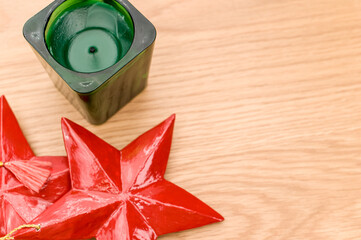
top-left (23, 0), bottom-right (156, 124)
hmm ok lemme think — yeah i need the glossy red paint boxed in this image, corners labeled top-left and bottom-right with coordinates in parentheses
top-left (15, 114), bottom-right (224, 240)
top-left (0, 96), bottom-right (71, 236)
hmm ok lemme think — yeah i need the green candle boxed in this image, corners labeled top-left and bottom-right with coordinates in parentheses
top-left (45, 0), bottom-right (134, 73)
top-left (23, 0), bottom-right (156, 124)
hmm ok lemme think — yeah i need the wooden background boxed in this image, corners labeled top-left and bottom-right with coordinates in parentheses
top-left (2, 0), bottom-right (361, 239)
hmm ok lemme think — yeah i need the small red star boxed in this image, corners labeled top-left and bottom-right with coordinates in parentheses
top-left (0, 96), bottom-right (70, 236)
top-left (16, 114), bottom-right (223, 240)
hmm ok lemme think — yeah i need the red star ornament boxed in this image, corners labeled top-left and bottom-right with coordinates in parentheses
top-left (16, 114), bottom-right (224, 240)
top-left (0, 96), bottom-right (71, 236)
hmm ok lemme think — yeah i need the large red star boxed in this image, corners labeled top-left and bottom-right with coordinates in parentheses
top-left (16, 115), bottom-right (223, 240)
top-left (0, 96), bottom-right (70, 236)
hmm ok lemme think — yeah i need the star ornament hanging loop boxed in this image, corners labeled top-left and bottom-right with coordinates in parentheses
top-left (0, 224), bottom-right (40, 240)
top-left (15, 114), bottom-right (224, 240)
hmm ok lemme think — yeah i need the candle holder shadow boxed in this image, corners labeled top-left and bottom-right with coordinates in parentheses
top-left (23, 0), bottom-right (156, 124)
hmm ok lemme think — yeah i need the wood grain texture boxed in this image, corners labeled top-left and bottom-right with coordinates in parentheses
top-left (2, 0), bottom-right (361, 239)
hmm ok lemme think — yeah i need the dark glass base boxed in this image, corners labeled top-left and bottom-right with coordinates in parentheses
top-left (33, 43), bottom-right (154, 124)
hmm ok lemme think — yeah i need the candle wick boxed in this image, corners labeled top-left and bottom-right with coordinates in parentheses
top-left (89, 46), bottom-right (97, 54)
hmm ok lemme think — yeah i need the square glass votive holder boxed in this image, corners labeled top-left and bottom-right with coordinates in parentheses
top-left (23, 0), bottom-right (156, 124)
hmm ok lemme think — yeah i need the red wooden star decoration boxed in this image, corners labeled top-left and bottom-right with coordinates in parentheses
top-left (0, 96), bottom-right (71, 236)
top-left (16, 114), bottom-right (224, 240)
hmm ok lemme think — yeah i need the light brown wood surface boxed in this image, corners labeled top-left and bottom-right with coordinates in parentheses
top-left (2, 0), bottom-right (361, 239)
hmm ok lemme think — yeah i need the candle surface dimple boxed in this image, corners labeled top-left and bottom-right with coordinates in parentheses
top-left (67, 28), bottom-right (120, 73)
